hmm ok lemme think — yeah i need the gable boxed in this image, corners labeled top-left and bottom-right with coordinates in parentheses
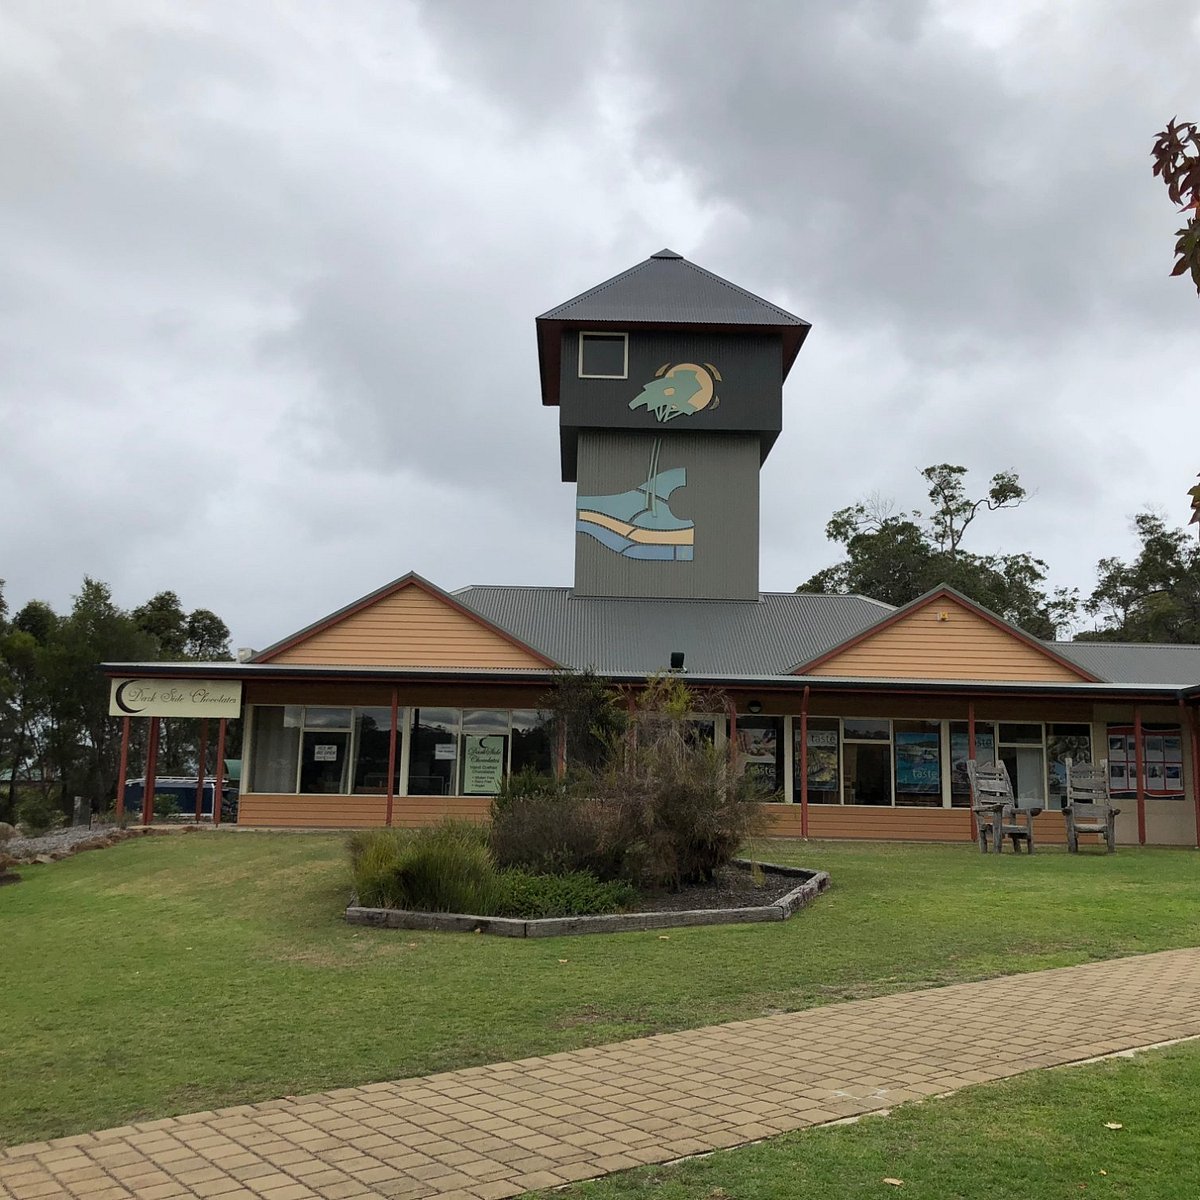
top-left (262, 580), bottom-right (550, 669)
top-left (801, 595), bottom-right (1090, 683)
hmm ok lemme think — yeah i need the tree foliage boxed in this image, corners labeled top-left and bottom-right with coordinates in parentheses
top-left (1080, 511), bottom-right (1200, 643)
top-left (0, 577), bottom-right (234, 824)
top-left (800, 465), bottom-right (1078, 639)
top-left (1151, 117), bottom-right (1200, 294)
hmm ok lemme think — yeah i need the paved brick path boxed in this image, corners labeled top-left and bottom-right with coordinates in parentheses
top-left (4, 947), bottom-right (1200, 1200)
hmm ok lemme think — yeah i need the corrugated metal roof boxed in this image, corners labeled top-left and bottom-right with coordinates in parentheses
top-left (538, 250), bottom-right (810, 327)
top-left (1049, 641), bottom-right (1200, 686)
top-left (453, 587), bottom-right (892, 675)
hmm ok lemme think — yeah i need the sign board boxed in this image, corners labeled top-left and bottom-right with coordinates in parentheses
top-left (462, 735), bottom-right (506, 795)
top-left (313, 744), bottom-right (338, 762)
top-left (109, 678), bottom-right (242, 719)
top-left (434, 742), bottom-right (457, 760)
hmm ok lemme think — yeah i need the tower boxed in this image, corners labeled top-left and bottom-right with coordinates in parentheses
top-left (536, 249), bottom-right (810, 601)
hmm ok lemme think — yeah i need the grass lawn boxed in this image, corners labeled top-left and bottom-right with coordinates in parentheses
top-left (1, 831), bottom-right (1197, 1146)
top-left (544, 1039), bottom-right (1200, 1200)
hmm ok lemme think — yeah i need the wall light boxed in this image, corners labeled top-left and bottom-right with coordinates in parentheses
top-left (747, 700), bottom-right (763, 714)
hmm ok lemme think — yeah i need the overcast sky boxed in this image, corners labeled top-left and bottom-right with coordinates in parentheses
top-left (1, 0), bottom-right (1198, 650)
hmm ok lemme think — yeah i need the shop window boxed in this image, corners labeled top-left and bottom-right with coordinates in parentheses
top-left (1045, 724), bottom-right (1092, 808)
top-left (247, 705), bottom-right (301, 793)
top-left (409, 708), bottom-right (461, 796)
top-left (1107, 724), bottom-right (1185, 798)
top-left (511, 709), bottom-right (553, 776)
top-left (844, 719), bottom-right (892, 805)
top-left (949, 722), bottom-right (997, 808)
top-left (353, 707), bottom-right (399, 794)
top-left (795, 718), bottom-right (840, 804)
top-left (460, 710), bottom-right (510, 797)
top-left (578, 331), bottom-right (628, 379)
top-left (999, 723), bottom-right (1045, 803)
top-left (733, 716), bottom-right (784, 798)
top-left (893, 721), bottom-right (942, 807)
top-left (299, 708), bottom-right (352, 794)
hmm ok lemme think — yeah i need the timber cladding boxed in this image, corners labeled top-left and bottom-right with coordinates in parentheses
top-left (265, 585), bottom-right (547, 669)
top-left (807, 596), bottom-right (1087, 683)
top-left (238, 795), bottom-right (492, 828)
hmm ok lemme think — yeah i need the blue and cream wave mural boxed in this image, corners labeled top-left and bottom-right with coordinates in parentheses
top-left (576, 438), bottom-right (693, 561)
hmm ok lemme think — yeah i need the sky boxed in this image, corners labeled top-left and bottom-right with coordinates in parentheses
top-left (1, 0), bottom-right (1198, 651)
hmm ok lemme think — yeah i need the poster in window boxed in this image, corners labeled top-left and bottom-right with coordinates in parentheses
top-left (895, 729), bottom-right (940, 794)
top-left (1166, 764), bottom-right (1183, 787)
top-left (806, 731), bottom-right (839, 792)
top-left (1109, 763), bottom-right (1127, 790)
top-left (1145, 735), bottom-right (1164, 761)
top-left (738, 724), bottom-right (780, 792)
top-left (462, 735), bottom-right (506, 795)
top-left (313, 744), bottom-right (338, 762)
top-left (1108, 735), bottom-right (1127, 756)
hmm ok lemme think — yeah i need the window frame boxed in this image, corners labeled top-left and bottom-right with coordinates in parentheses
top-left (577, 331), bottom-right (629, 380)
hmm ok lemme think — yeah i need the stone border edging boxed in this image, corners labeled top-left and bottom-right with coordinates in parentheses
top-left (345, 860), bottom-right (831, 937)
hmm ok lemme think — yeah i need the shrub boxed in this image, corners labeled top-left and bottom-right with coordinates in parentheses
top-left (588, 677), bottom-right (769, 890)
top-left (15, 794), bottom-right (62, 837)
top-left (350, 821), bottom-right (500, 913)
top-left (490, 790), bottom-right (628, 880)
top-left (495, 869), bottom-right (635, 919)
top-left (153, 793), bottom-right (180, 820)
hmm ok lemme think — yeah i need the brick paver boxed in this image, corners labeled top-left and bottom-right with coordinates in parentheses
top-left (4, 947), bottom-right (1200, 1199)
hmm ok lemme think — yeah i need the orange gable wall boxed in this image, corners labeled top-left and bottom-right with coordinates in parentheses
top-left (807, 596), bottom-right (1085, 683)
top-left (268, 586), bottom-right (546, 669)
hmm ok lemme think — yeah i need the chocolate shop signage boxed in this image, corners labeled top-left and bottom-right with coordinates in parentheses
top-left (108, 679), bottom-right (243, 719)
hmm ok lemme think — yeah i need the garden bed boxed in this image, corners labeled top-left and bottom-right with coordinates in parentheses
top-left (344, 859), bottom-right (830, 937)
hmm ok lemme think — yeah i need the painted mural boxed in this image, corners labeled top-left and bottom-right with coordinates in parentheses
top-left (629, 362), bottom-right (721, 423)
top-left (576, 438), bottom-right (694, 561)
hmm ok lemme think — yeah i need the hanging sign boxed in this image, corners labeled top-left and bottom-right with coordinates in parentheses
top-left (109, 678), bottom-right (242, 718)
top-left (462, 735), bottom-right (506, 795)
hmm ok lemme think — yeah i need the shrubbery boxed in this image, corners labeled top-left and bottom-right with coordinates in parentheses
top-left (495, 869), bottom-right (635, 919)
top-left (349, 675), bottom-right (767, 914)
top-left (15, 793), bottom-right (62, 837)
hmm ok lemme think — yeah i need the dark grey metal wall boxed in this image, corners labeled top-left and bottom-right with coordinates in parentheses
top-left (558, 331), bottom-right (784, 481)
top-left (574, 430), bottom-right (761, 601)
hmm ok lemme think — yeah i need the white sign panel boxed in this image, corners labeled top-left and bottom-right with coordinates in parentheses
top-left (109, 678), bottom-right (243, 718)
top-left (313, 744), bottom-right (338, 762)
top-left (434, 742), bottom-right (457, 760)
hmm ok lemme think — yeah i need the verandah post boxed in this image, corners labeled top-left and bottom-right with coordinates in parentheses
top-left (194, 719), bottom-right (207, 821)
top-left (213, 719), bottom-right (227, 827)
top-left (116, 716), bottom-right (130, 823)
top-left (142, 718), bottom-right (160, 827)
top-left (1134, 706), bottom-right (1146, 845)
top-left (1187, 703), bottom-right (1200, 849)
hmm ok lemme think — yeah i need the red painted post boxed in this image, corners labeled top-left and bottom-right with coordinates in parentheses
top-left (194, 720), bottom-right (207, 821)
top-left (1186, 702), bottom-right (1200, 849)
top-left (142, 718), bottom-right (160, 826)
top-left (385, 688), bottom-right (399, 827)
top-left (213, 719), bottom-right (227, 827)
top-left (799, 685), bottom-right (810, 838)
top-left (1133, 706), bottom-right (1146, 845)
top-left (116, 717), bottom-right (130, 823)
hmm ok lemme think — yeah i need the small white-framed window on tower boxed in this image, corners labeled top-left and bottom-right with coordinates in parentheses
top-left (578, 331), bottom-right (628, 379)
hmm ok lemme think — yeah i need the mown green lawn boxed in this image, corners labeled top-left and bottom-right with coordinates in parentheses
top-left (545, 1039), bottom-right (1200, 1200)
top-left (1, 831), bottom-right (1196, 1146)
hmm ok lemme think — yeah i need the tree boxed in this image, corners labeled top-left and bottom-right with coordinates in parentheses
top-left (1080, 511), bottom-right (1200, 642)
top-left (800, 465), bottom-right (1077, 639)
top-left (1151, 117), bottom-right (1200, 295)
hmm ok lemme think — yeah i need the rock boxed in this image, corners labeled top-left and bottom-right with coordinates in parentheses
top-left (0, 821), bottom-right (16, 842)
top-left (35, 854), bottom-right (54, 865)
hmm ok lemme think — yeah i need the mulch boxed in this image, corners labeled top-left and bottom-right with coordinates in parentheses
top-left (631, 864), bottom-right (797, 913)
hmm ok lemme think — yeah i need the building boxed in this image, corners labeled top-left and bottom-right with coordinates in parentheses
top-left (105, 250), bottom-right (1200, 847)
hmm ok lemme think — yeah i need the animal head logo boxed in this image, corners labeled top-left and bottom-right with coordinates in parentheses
top-left (629, 362), bottom-right (721, 423)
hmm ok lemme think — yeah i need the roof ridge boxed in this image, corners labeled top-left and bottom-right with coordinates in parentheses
top-left (1054, 639), bottom-right (1200, 649)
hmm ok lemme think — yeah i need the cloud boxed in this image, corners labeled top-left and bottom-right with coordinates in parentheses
top-left (1, 0), bottom-right (1197, 647)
